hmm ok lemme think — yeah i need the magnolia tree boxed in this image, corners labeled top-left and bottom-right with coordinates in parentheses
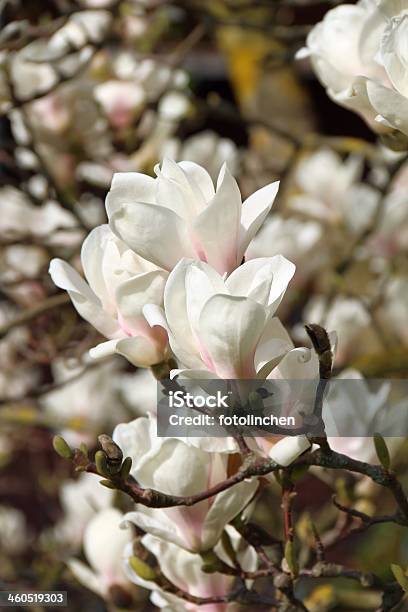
top-left (0, 1), bottom-right (407, 611)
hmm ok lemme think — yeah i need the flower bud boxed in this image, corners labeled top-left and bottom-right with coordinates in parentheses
top-left (53, 435), bottom-right (73, 459)
top-left (129, 556), bottom-right (157, 582)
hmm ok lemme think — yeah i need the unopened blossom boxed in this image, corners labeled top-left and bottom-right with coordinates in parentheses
top-left (114, 415), bottom-right (258, 552)
top-left (68, 508), bottom-right (131, 599)
top-left (49, 225), bottom-right (168, 367)
top-left (298, 0), bottom-right (408, 138)
top-left (94, 81), bottom-right (146, 129)
top-left (125, 528), bottom-right (257, 611)
top-left (107, 159), bottom-right (280, 274)
top-left (149, 256), bottom-right (295, 378)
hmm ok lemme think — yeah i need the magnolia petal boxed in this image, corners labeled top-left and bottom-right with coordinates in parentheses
top-left (178, 160), bottom-right (215, 202)
top-left (110, 202), bottom-right (194, 270)
top-left (269, 435), bottom-right (311, 466)
top-left (225, 255), bottom-right (296, 314)
top-left (105, 172), bottom-right (156, 217)
top-left (198, 294), bottom-right (267, 378)
top-left (67, 559), bottom-right (106, 598)
top-left (115, 335), bottom-right (165, 367)
top-left (254, 317), bottom-right (294, 377)
top-left (193, 165), bottom-right (241, 274)
top-left (115, 270), bottom-right (167, 333)
top-left (49, 258), bottom-right (119, 338)
top-left (201, 479), bottom-right (259, 550)
top-left (89, 339), bottom-right (120, 360)
top-left (83, 508), bottom-right (130, 580)
top-left (238, 181), bottom-right (280, 260)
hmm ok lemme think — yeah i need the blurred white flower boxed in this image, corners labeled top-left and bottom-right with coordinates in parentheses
top-left (125, 527), bottom-right (257, 610)
top-left (68, 508), bottom-right (131, 599)
top-left (161, 130), bottom-right (239, 180)
top-left (298, 0), bottom-right (408, 137)
top-left (0, 505), bottom-right (28, 555)
top-left (94, 81), bottom-right (145, 129)
top-left (49, 225), bottom-right (169, 367)
top-left (114, 415), bottom-right (258, 552)
top-left (41, 357), bottom-right (124, 446)
top-left (151, 257), bottom-right (295, 378)
top-left (246, 215), bottom-right (322, 281)
top-left (107, 159), bottom-right (279, 274)
top-left (290, 149), bottom-right (379, 235)
top-left (118, 368), bottom-right (158, 416)
top-left (54, 472), bottom-right (114, 548)
top-left (324, 369), bottom-right (403, 462)
top-left (0, 187), bottom-right (78, 242)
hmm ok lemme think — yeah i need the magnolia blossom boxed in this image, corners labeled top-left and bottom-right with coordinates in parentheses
top-left (246, 215), bottom-right (322, 281)
top-left (0, 187), bottom-right (79, 242)
top-left (324, 369), bottom-right (403, 462)
top-left (150, 256), bottom-right (295, 378)
top-left (125, 527), bottom-right (257, 611)
top-left (114, 415), bottom-right (258, 552)
top-left (41, 358), bottom-right (125, 446)
top-left (53, 472), bottom-right (114, 548)
top-left (298, 0), bottom-right (408, 137)
top-left (289, 149), bottom-right (379, 235)
top-left (68, 508), bottom-right (131, 599)
top-left (161, 131), bottom-right (240, 180)
top-left (49, 225), bottom-right (168, 366)
top-left (0, 505), bottom-right (28, 555)
top-left (94, 81), bottom-right (145, 129)
top-left (107, 159), bottom-right (279, 274)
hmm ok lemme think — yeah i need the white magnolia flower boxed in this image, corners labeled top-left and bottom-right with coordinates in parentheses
top-left (54, 472), bottom-right (114, 548)
top-left (150, 256), bottom-right (295, 378)
top-left (68, 508), bottom-right (131, 599)
top-left (114, 415), bottom-right (258, 552)
top-left (106, 159), bottom-right (279, 274)
top-left (246, 215), bottom-right (322, 280)
top-left (0, 506), bottom-right (28, 555)
top-left (118, 368), bottom-right (158, 416)
top-left (289, 149), bottom-right (379, 235)
top-left (41, 358), bottom-right (124, 446)
top-left (298, 0), bottom-right (408, 137)
top-left (125, 527), bottom-right (257, 610)
top-left (161, 130), bottom-right (240, 180)
top-left (324, 369), bottom-right (403, 462)
top-left (0, 187), bottom-right (78, 241)
top-left (49, 225), bottom-right (168, 367)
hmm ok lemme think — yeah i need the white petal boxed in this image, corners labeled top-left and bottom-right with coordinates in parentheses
top-left (105, 172), bottom-right (156, 217)
top-left (193, 165), bottom-right (242, 274)
top-left (254, 317), bottom-right (294, 377)
top-left (225, 255), bottom-right (295, 314)
top-left (115, 271), bottom-right (167, 333)
top-left (49, 258), bottom-right (119, 338)
top-left (238, 181), bottom-right (280, 260)
top-left (109, 202), bottom-right (194, 270)
top-left (269, 435), bottom-right (311, 466)
top-left (178, 160), bottom-right (215, 202)
top-left (67, 560), bottom-right (106, 598)
top-left (83, 508), bottom-right (130, 578)
top-left (198, 294), bottom-right (268, 378)
top-left (116, 335), bottom-right (165, 367)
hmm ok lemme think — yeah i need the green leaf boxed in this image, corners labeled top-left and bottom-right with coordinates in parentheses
top-left (120, 456), bottom-right (133, 480)
top-left (284, 540), bottom-right (298, 576)
top-left (374, 433), bottom-right (391, 470)
top-left (95, 450), bottom-right (110, 477)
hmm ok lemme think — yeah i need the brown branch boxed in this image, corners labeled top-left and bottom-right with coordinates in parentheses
top-left (0, 293), bottom-right (71, 339)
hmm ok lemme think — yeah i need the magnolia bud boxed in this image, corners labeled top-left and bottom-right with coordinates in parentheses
top-left (129, 556), bottom-right (157, 582)
top-left (53, 435), bottom-right (72, 459)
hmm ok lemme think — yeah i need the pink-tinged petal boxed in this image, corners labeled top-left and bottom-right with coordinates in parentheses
top-left (193, 164), bottom-right (242, 274)
top-left (268, 347), bottom-right (319, 380)
top-left (198, 294), bottom-right (268, 378)
top-left (49, 258), bottom-right (119, 338)
top-left (109, 202), bottom-right (194, 271)
top-left (225, 255), bottom-right (296, 314)
top-left (105, 172), bottom-right (156, 217)
top-left (254, 317), bottom-right (294, 377)
top-left (238, 181), bottom-right (280, 261)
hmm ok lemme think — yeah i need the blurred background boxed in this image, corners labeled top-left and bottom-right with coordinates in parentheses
top-left (0, 0), bottom-right (407, 610)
